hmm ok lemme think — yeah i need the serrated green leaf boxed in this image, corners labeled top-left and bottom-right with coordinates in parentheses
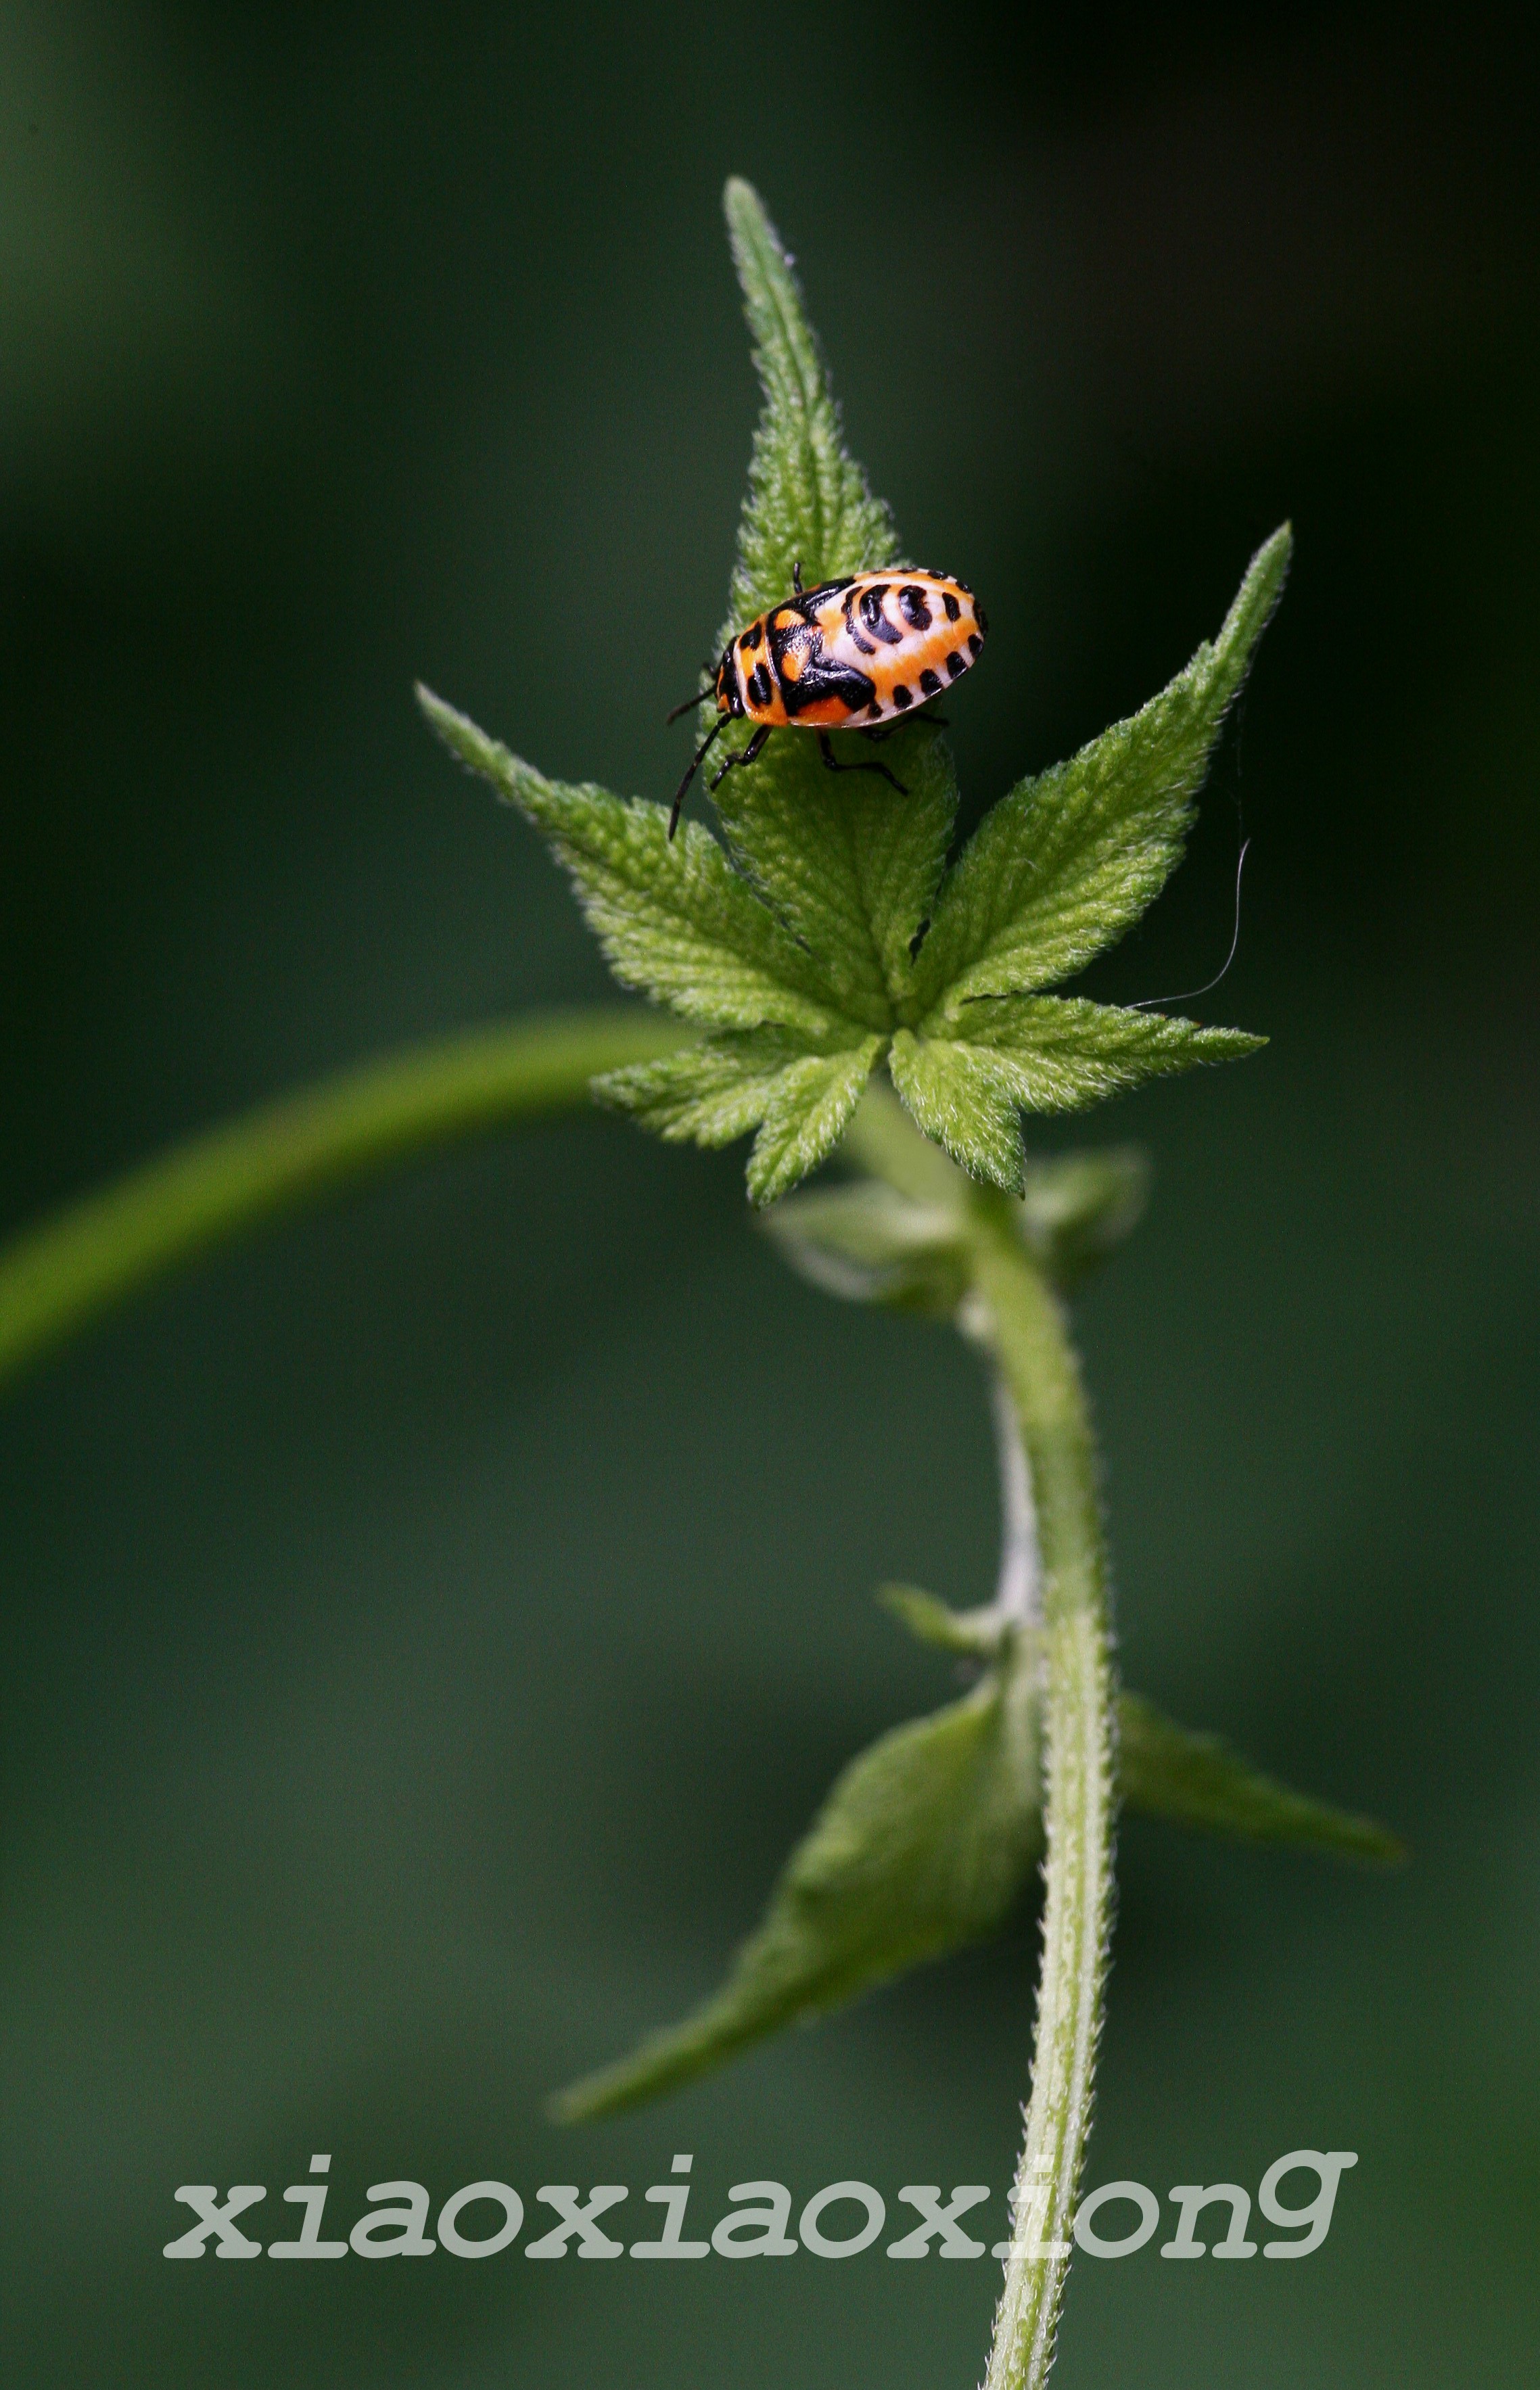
top-left (1117, 1692), bottom-right (1405, 1865)
top-left (593, 1029), bottom-right (881, 1205)
top-left (700, 183), bottom-right (956, 1025)
top-left (891, 1005), bottom-right (1261, 1191)
top-left (592, 1033), bottom-right (819, 1148)
top-left (555, 1661), bottom-right (1040, 2120)
top-left (711, 724), bottom-right (958, 1027)
top-left (760, 1179), bottom-right (969, 1311)
top-left (722, 177), bottom-right (902, 631)
top-left (745, 1036), bottom-right (883, 1206)
top-left (417, 685), bottom-right (856, 1039)
top-left (945, 996), bottom-right (1263, 1104)
top-left (423, 195), bottom-right (1285, 1217)
top-left (887, 1029), bottom-right (1027, 1194)
top-left (912, 528), bottom-right (1292, 1018)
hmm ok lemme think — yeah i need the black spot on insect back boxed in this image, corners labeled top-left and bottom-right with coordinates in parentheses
top-left (945, 650), bottom-right (965, 678)
top-left (747, 662), bottom-right (774, 708)
top-left (967, 632), bottom-right (983, 658)
top-left (942, 589), bottom-right (961, 622)
top-left (843, 586), bottom-right (878, 655)
top-left (859, 584), bottom-right (903, 644)
top-left (973, 599), bottom-right (989, 634)
top-left (780, 648), bottom-right (875, 716)
top-left (898, 583), bottom-right (932, 630)
top-left (892, 683), bottom-right (912, 709)
top-left (919, 667), bottom-right (941, 697)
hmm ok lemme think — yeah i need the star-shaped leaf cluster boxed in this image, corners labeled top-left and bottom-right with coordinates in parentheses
top-left (421, 178), bottom-right (1287, 1205)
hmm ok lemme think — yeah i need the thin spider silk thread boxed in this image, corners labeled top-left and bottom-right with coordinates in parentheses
top-left (1131, 686), bottom-right (1252, 1012)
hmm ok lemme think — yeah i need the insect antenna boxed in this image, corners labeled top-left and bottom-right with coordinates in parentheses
top-left (668, 714), bottom-right (726, 839)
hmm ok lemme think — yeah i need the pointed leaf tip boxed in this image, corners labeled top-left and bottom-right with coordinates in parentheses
top-left (555, 1664), bottom-right (1040, 2119)
top-left (416, 690), bottom-right (870, 1045)
top-left (745, 1035), bottom-right (883, 1206)
top-left (415, 682), bottom-right (504, 782)
top-left (721, 172), bottom-right (900, 622)
top-left (888, 1004), bottom-right (1260, 1196)
top-left (596, 1031), bottom-right (881, 1206)
top-left (889, 1029), bottom-right (1026, 1195)
top-left (912, 531), bottom-right (1294, 1023)
top-left (722, 175), bottom-right (768, 239)
top-left (711, 177), bottom-right (949, 1053)
top-left (1118, 1693), bottom-right (1405, 1866)
top-left (1209, 523), bottom-right (1293, 709)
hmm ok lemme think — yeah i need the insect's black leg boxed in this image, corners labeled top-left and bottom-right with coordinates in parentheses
top-left (860, 709), bottom-right (947, 750)
top-left (669, 714), bottom-right (726, 839)
top-left (708, 723), bottom-right (771, 793)
top-left (818, 730), bottom-right (907, 795)
top-left (791, 559), bottom-right (803, 593)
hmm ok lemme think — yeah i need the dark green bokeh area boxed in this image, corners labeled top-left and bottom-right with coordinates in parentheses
top-left (3, 6), bottom-right (1537, 2385)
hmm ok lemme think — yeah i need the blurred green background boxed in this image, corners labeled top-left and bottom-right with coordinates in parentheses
top-left (3, 5), bottom-right (1537, 2384)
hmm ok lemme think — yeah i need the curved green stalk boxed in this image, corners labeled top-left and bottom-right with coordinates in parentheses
top-left (967, 1193), bottom-right (1115, 2390)
top-left (0, 1008), bottom-right (687, 1393)
top-left (845, 1087), bottom-right (1117, 2390)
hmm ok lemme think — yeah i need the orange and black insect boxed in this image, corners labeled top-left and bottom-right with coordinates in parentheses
top-left (667, 565), bottom-right (987, 837)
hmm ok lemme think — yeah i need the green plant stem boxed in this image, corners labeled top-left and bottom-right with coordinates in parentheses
top-left (847, 1087), bottom-right (1117, 2388)
top-left (968, 1194), bottom-right (1115, 2390)
top-left (0, 1008), bottom-right (687, 1393)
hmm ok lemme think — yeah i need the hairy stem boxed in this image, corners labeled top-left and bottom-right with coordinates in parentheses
top-left (969, 1193), bottom-right (1115, 2390)
top-left (847, 1083), bottom-right (1119, 2387)
top-left (0, 1008), bottom-right (686, 1392)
